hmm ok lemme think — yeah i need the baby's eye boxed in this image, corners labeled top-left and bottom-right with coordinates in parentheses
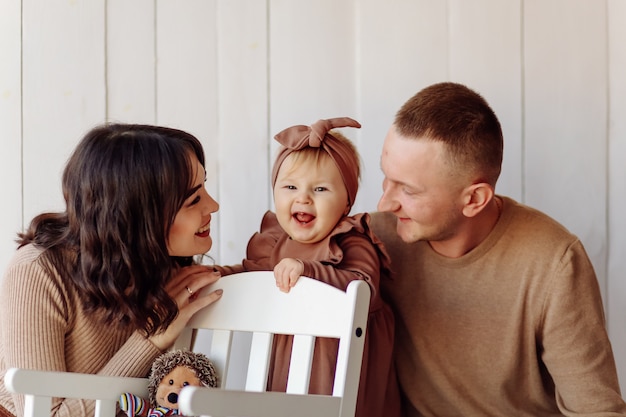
top-left (168, 379), bottom-right (174, 386)
top-left (285, 185), bottom-right (296, 190)
top-left (314, 187), bottom-right (327, 192)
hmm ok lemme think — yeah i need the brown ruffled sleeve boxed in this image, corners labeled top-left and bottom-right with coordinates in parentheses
top-left (241, 211), bottom-right (283, 271)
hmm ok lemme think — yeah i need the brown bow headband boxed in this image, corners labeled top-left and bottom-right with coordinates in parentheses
top-left (271, 117), bottom-right (362, 207)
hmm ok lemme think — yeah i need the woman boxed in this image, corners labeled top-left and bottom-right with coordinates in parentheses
top-left (0, 123), bottom-right (223, 417)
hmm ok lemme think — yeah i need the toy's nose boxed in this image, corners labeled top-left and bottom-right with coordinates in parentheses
top-left (167, 392), bottom-right (178, 404)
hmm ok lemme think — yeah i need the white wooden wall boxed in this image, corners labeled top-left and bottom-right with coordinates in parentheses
top-left (1, 0), bottom-right (625, 387)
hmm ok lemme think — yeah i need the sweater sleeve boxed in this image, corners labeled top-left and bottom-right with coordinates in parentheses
top-left (0, 253), bottom-right (161, 417)
top-left (539, 239), bottom-right (626, 414)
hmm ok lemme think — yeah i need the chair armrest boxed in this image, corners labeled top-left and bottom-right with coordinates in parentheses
top-left (178, 386), bottom-right (341, 417)
top-left (5, 368), bottom-right (148, 400)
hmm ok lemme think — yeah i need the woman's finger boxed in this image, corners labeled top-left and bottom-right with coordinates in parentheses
top-left (168, 265), bottom-right (220, 304)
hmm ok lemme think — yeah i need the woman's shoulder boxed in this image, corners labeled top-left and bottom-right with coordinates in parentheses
top-left (5, 243), bottom-right (46, 270)
top-left (2, 244), bottom-right (65, 293)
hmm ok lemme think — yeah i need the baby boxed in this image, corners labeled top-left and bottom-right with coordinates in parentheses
top-left (217, 117), bottom-right (400, 417)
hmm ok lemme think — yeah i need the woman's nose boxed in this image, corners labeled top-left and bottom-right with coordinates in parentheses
top-left (204, 191), bottom-right (219, 214)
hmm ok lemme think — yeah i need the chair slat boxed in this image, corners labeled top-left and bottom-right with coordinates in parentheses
top-left (245, 332), bottom-right (272, 392)
top-left (286, 334), bottom-right (315, 394)
top-left (209, 329), bottom-right (233, 388)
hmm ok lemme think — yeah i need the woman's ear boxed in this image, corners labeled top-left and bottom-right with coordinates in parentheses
top-left (461, 182), bottom-right (494, 218)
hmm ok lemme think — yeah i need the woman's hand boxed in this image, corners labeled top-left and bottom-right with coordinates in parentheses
top-left (148, 265), bottom-right (222, 350)
top-left (273, 258), bottom-right (304, 293)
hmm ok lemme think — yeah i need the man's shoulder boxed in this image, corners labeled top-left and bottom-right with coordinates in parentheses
top-left (502, 197), bottom-right (577, 242)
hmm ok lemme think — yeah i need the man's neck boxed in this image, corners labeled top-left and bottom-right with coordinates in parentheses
top-left (429, 196), bottom-right (502, 258)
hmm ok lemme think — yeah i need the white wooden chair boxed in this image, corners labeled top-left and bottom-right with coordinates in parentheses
top-left (4, 271), bottom-right (371, 417)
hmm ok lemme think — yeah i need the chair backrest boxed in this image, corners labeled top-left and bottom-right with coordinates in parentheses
top-left (4, 271), bottom-right (371, 417)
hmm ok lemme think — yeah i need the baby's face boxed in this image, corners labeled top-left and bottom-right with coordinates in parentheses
top-left (155, 365), bottom-right (202, 409)
top-left (273, 153), bottom-right (349, 244)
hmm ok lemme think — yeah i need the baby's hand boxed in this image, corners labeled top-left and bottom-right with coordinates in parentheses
top-left (273, 258), bottom-right (304, 293)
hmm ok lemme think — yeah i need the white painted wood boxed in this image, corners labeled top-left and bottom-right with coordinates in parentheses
top-left (0, 0), bottom-right (23, 278)
top-left (21, 0), bottom-right (106, 223)
top-left (523, 0), bottom-right (608, 302)
top-left (5, 368), bottom-right (148, 417)
top-left (155, 0), bottom-right (220, 258)
top-left (356, 0), bottom-right (448, 213)
top-left (449, 0), bottom-right (523, 201)
top-left (180, 273), bottom-right (371, 417)
top-left (245, 332), bottom-right (272, 392)
top-left (106, 0), bottom-right (156, 124)
top-left (286, 335), bottom-right (314, 394)
top-left (607, 0), bottom-right (626, 387)
top-left (215, 0), bottom-right (270, 265)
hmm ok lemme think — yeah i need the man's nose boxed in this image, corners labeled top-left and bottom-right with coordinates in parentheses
top-left (377, 188), bottom-right (399, 212)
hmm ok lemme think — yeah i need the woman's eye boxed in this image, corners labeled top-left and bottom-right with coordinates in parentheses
top-left (188, 195), bottom-right (201, 206)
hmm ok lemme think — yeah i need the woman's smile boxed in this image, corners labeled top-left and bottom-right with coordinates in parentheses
top-left (196, 220), bottom-right (211, 237)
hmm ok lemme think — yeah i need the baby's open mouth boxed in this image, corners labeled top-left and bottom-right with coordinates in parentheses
top-left (293, 212), bottom-right (315, 224)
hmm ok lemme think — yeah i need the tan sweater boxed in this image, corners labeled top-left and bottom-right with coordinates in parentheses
top-left (0, 244), bottom-right (163, 417)
top-left (371, 197), bottom-right (626, 416)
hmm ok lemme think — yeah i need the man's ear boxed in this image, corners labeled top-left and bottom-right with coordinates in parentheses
top-left (462, 182), bottom-right (494, 218)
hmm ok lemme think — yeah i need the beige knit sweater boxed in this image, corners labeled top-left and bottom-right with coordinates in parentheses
top-left (0, 244), bottom-right (163, 417)
top-left (371, 197), bottom-right (626, 416)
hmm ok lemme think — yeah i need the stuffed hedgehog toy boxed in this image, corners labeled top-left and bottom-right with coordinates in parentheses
top-left (119, 349), bottom-right (218, 417)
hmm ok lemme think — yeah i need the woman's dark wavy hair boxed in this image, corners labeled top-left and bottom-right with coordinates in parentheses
top-left (17, 123), bottom-right (206, 336)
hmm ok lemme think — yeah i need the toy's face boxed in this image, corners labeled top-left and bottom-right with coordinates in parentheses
top-left (155, 366), bottom-right (202, 409)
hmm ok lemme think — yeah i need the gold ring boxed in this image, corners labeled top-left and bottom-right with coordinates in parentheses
top-left (186, 286), bottom-right (194, 295)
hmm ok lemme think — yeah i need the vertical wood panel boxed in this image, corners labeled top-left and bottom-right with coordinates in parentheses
top-left (607, 0), bottom-right (626, 386)
top-left (449, 0), bottom-right (523, 201)
top-left (215, 0), bottom-right (269, 265)
top-left (155, 0), bottom-right (220, 258)
top-left (269, 0), bottom-right (358, 182)
top-left (106, 0), bottom-right (156, 123)
top-left (523, 0), bottom-right (608, 301)
top-left (356, 0), bottom-right (448, 213)
top-left (0, 0), bottom-right (22, 277)
top-left (22, 0), bottom-right (106, 220)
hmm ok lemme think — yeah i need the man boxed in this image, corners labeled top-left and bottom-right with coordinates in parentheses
top-left (371, 82), bottom-right (626, 416)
